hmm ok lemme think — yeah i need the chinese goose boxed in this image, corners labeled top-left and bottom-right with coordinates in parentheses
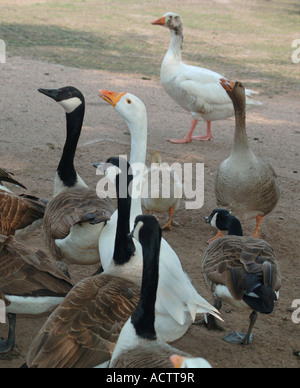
top-left (198, 209), bottom-right (281, 345)
top-left (98, 90), bottom-right (222, 343)
top-left (38, 87), bottom-right (114, 275)
top-left (152, 12), bottom-right (261, 143)
top-left (215, 79), bottom-right (280, 238)
top-left (0, 168), bottom-right (46, 237)
top-left (25, 158), bottom-right (141, 368)
top-left (0, 234), bottom-right (73, 354)
top-left (141, 151), bottom-right (182, 231)
top-left (109, 215), bottom-right (211, 368)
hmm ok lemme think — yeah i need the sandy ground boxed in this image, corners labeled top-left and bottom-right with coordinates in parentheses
top-left (0, 56), bottom-right (299, 368)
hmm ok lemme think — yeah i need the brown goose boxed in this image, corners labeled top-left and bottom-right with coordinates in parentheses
top-left (215, 79), bottom-right (280, 239)
top-left (0, 168), bottom-right (46, 237)
top-left (25, 158), bottom-right (141, 368)
top-left (38, 87), bottom-right (114, 275)
top-left (0, 234), bottom-right (73, 354)
top-left (198, 209), bottom-right (281, 345)
top-left (109, 215), bottom-right (211, 368)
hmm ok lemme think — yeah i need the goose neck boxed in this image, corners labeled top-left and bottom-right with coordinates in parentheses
top-left (166, 29), bottom-right (183, 63)
top-left (227, 215), bottom-right (243, 236)
top-left (232, 107), bottom-right (250, 153)
top-left (113, 172), bottom-right (135, 266)
top-left (131, 229), bottom-right (161, 340)
top-left (57, 105), bottom-right (84, 187)
top-left (127, 117), bottom-right (148, 222)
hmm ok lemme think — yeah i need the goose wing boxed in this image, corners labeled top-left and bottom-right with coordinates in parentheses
top-left (26, 274), bottom-right (140, 368)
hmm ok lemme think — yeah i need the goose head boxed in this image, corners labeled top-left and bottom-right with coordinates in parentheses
top-left (220, 79), bottom-right (246, 110)
top-left (131, 214), bottom-right (162, 249)
top-left (205, 208), bottom-right (243, 236)
top-left (38, 86), bottom-right (85, 114)
top-left (99, 90), bottom-right (147, 129)
top-left (152, 12), bottom-right (182, 35)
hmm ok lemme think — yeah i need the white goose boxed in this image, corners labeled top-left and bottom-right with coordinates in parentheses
top-left (97, 90), bottom-right (222, 342)
top-left (152, 12), bottom-right (262, 143)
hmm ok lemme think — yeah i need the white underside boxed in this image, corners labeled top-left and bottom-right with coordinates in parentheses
top-left (55, 221), bottom-right (105, 265)
top-left (214, 285), bottom-right (280, 309)
top-left (5, 295), bottom-right (65, 315)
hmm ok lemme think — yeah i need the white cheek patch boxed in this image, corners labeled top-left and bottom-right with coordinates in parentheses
top-left (133, 221), bottom-right (144, 242)
top-left (210, 212), bottom-right (218, 229)
top-left (58, 97), bottom-right (82, 113)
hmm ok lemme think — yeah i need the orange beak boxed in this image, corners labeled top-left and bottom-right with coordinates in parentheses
top-left (220, 78), bottom-right (235, 92)
top-left (151, 16), bottom-right (166, 26)
top-left (98, 90), bottom-right (126, 107)
top-left (170, 354), bottom-right (186, 368)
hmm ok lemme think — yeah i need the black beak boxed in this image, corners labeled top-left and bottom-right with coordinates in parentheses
top-left (38, 88), bottom-right (61, 101)
top-left (205, 216), bottom-right (211, 223)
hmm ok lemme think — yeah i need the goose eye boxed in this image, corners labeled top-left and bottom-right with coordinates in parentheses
top-left (127, 99), bottom-right (132, 104)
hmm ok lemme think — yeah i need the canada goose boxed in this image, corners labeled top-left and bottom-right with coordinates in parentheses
top-left (109, 215), bottom-right (211, 368)
top-left (38, 86), bottom-right (114, 274)
top-left (170, 354), bottom-right (212, 368)
top-left (152, 12), bottom-right (261, 143)
top-left (141, 151), bottom-right (182, 231)
top-left (198, 209), bottom-right (281, 345)
top-left (215, 79), bottom-right (280, 239)
top-left (25, 157), bottom-right (141, 368)
top-left (0, 234), bottom-right (73, 354)
top-left (98, 90), bottom-right (222, 343)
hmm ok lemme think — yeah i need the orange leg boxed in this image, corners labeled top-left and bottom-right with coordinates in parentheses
top-left (253, 215), bottom-right (263, 238)
top-left (207, 229), bottom-right (224, 244)
top-left (192, 121), bottom-right (214, 141)
top-left (167, 120), bottom-right (198, 144)
top-left (145, 209), bottom-right (150, 215)
top-left (162, 206), bottom-right (175, 231)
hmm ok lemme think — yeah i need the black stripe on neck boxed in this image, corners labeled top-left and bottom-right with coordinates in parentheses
top-left (131, 226), bottom-right (161, 340)
top-left (57, 105), bottom-right (84, 187)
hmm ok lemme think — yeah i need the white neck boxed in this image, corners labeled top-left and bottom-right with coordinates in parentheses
top-left (127, 115), bottom-right (148, 225)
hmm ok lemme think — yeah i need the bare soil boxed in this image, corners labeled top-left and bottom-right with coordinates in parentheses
top-left (0, 56), bottom-right (299, 368)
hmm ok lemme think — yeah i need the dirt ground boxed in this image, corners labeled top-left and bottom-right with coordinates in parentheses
top-left (0, 56), bottom-right (299, 368)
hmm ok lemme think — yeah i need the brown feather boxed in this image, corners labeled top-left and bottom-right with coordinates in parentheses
top-left (202, 236), bottom-right (281, 298)
top-left (0, 189), bottom-right (46, 236)
top-left (0, 234), bottom-right (73, 297)
top-left (26, 274), bottom-right (140, 368)
top-left (43, 187), bottom-right (115, 261)
top-left (110, 342), bottom-right (191, 368)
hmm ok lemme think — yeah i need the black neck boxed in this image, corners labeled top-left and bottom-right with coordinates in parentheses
top-left (226, 215), bottom-right (243, 236)
top-left (113, 171), bottom-right (135, 265)
top-left (131, 228), bottom-right (161, 340)
top-left (57, 104), bottom-right (85, 187)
